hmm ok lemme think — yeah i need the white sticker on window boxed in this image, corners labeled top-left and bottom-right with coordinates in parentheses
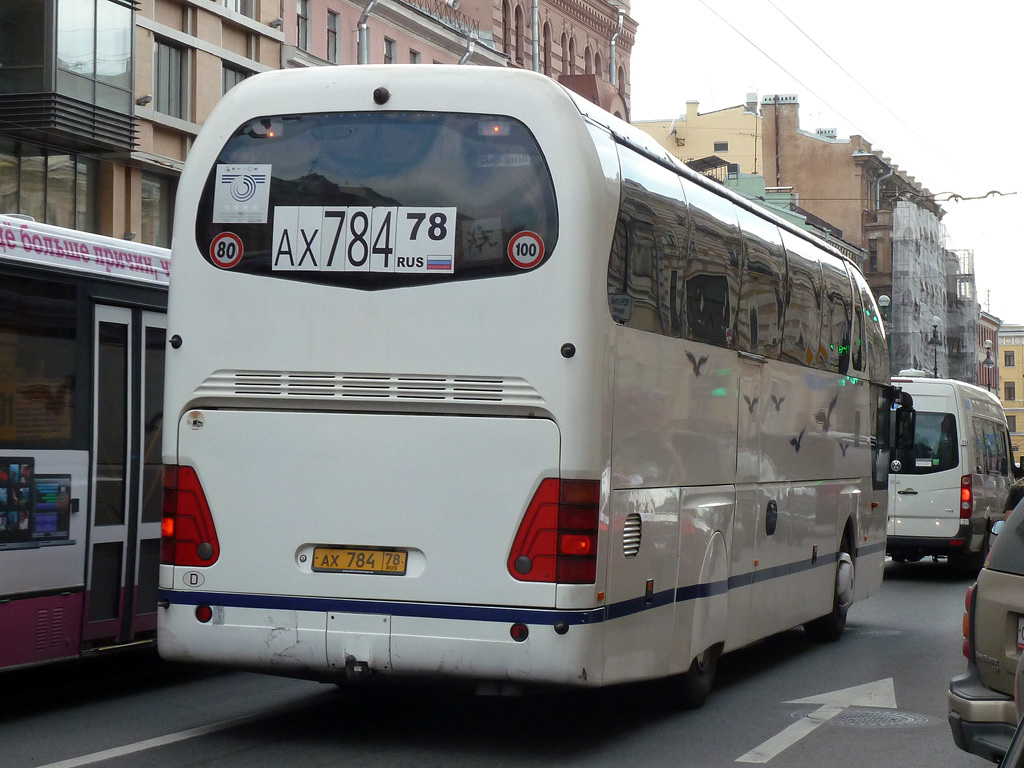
top-left (272, 206), bottom-right (456, 274)
top-left (213, 164), bottom-right (273, 223)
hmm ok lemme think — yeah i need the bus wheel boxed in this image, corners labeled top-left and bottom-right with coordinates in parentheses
top-left (675, 644), bottom-right (721, 708)
top-left (804, 546), bottom-right (854, 643)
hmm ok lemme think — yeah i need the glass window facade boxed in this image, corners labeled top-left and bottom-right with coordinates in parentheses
top-left (141, 172), bottom-right (175, 248)
top-left (0, 139), bottom-right (98, 231)
top-left (56, 0), bottom-right (133, 113)
top-left (155, 39), bottom-right (186, 119)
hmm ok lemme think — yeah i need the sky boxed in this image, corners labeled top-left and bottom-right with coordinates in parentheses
top-left (627, 0), bottom-right (1024, 324)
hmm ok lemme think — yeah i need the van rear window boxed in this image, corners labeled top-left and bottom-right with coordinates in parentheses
top-left (193, 112), bottom-right (558, 289)
top-left (895, 411), bottom-right (958, 474)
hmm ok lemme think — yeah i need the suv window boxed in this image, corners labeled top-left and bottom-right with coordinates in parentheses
top-left (195, 112), bottom-right (558, 289)
top-left (988, 497), bottom-right (1024, 576)
top-left (893, 410), bottom-right (958, 474)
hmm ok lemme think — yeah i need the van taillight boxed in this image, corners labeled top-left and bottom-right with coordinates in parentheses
top-left (161, 465), bottom-right (220, 566)
top-left (960, 475), bottom-right (973, 521)
top-left (508, 478), bottom-right (600, 584)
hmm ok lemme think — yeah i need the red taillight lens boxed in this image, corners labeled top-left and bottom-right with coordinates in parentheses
top-left (960, 475), bottom-right (973, 521)
top-left (161, 465), bottom-right (220, 566)
top-left (508, 478), bottom-right (600, 584)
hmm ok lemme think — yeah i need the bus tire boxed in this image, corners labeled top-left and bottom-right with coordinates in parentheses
top-left (804, 541), bottom-right (854, 643)
top-left (674, 643), bottom-right (721, 708)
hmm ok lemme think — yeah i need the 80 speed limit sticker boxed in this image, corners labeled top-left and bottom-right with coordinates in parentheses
top-left (507, 231), bottom-right (544, 269)
top-left (210, 232), bottom-right (244, 269)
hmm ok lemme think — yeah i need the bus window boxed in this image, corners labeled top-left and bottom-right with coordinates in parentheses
top-left (819, 254), bottom-right (853, 374)
top-left (779, 231), bottom-right (823, 368)
top-left (679, 179), bottom-right (740, 348)
top-left (0, 275), bottom-right (77, 449)
top-left (196, 112), bottom-right (558, 289)
top-left (735, 207), bottom-right (785, 357)
top-left (610, 147), bottom-right (689, 336)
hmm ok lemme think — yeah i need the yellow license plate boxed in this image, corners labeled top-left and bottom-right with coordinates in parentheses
top-left (312, 546), bottom-right (408, 575)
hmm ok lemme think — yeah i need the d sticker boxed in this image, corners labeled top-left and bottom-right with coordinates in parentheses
top-left (210, 232), bottom-right (244, 269)
top-left (507, 231), bottom-right (544, 269)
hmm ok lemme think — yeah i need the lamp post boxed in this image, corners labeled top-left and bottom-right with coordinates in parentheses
top-left (928, 315), bottom-right (942, 378)
top-left (878, 295), bottom-right (892, 369)
top-left (983, 339), bottom-right (996, 391)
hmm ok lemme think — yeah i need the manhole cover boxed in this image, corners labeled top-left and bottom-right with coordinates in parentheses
top-left (827, 708), bottom-right (930, 728)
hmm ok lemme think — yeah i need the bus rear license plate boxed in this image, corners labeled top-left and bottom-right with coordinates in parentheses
top-left (312, 547), bottom-right (408, 575)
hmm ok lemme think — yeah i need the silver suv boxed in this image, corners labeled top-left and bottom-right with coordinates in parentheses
top-left (948, 498), bottom-right (1024, 761)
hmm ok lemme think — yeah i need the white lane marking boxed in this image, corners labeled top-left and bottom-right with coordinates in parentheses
top-left (736, 678), bottom-right (897, 763)
top-left (34, 697), bottom-right (317, 768)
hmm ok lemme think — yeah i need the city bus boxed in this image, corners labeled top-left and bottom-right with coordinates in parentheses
top-left (158, 65), bottom-right (909, 703)
top-left (0, 213), bottom-right (171, 671)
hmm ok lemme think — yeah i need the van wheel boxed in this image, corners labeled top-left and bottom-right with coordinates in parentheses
top-left (804, 545), bottom-right (854, 642)
top-left (674, 644), bottom-right (721, 708)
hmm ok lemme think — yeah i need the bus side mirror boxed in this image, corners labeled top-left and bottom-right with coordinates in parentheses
top-left (892, 388), bottom-right (915, 453)
top-left (894, 407), bottom-right (915, 452)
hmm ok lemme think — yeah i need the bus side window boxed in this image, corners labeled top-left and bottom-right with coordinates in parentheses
top-left (819, 255), bottom-right (852, 374)
top-left (610, 147), bottom-right (689, 337)
top-left (679, 179), bottom-right (740, 348)
top-left (779, 232), bottom-right (823, 368)
top-left (735, 208), bottom-right (785, 358)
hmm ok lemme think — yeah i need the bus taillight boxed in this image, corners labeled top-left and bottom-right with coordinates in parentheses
top-left (161, 465), bottom-right (220, 567)
top-left (508, 478), bottom-right (600, 584)
top-left (960, 475), bottom-right (973, 521)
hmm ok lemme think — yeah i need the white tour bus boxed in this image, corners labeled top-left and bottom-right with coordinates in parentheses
top-left (888, 371), bottom-right (1016, 568)
top-left (0, 213), bottom-right (170, 671)
top-left (158, 65), bottom-right (910, 703)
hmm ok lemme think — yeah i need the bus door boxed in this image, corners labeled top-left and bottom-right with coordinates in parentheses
top-left (83, 305), bottom-right (166, 646)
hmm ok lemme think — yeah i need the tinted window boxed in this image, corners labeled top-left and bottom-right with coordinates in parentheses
top-left (195, 112), bottom-right (558, 289)
top-left (680, 179), bottom-right (740, 347)
top-left (819, 254), bottom-right (852, 374)
top-left (987, 496), bottom-right (1024, 576)
top-left (609, 147), bottom-right (689, 335)
top-left (779, 232), bottom-right (822, 367)
top-left (0, 275), bottom-right (77, 449)
top-left (735, 208), bottom-right (785, 357)
top-left (893, 411), bottom-right (959, 474)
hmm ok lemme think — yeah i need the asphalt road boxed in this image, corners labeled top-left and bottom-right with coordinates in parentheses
top-left (0, 559), bottom-right (995, 768)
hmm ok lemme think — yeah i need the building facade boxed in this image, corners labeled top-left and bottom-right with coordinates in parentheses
top-left (0, 0), bottom-right (634, 247)
top-left (633, 94), bottom-right (761, 174)
top-left (999, 325), bottom-right (1024, 458)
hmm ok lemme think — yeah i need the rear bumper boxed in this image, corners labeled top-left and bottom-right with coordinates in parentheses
top-left (948, 665), bottom-right (1017, 762)
top-left (886, 520), bottom-right (981, 559)
top-left (157, 594), bottom-right (607, 686)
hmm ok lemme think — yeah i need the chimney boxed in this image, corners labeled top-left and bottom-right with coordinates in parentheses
top-left (746, 92), bottom-right (758, 113)
top-left (686, 100), bottom-right (699, 121)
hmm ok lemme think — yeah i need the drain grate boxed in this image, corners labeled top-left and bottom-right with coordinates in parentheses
top-left (825, 708), bottom-right (930, 728)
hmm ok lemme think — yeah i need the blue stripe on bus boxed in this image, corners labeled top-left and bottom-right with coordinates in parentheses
top-left (159, 546), bottom-right (876, 628)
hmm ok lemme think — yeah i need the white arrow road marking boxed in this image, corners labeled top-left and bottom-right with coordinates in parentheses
top-left (736, 678), bottom-right (897, 763)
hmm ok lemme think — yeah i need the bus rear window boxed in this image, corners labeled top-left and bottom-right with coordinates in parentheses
top-left (895, 411), bottom-right (959, 474)
top-left (194, 112), bottom-right (558, 289)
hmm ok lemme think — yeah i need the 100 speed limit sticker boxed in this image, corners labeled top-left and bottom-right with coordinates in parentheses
top-left (507, 231), bottom-right (544, 269)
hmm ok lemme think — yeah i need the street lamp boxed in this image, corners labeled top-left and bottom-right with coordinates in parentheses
top-left (983, 339), bottom-right (996, 391)
top-left (878, 295), bottom-right (892, 368)
top-left (928, 315), bottom-right (942, 378)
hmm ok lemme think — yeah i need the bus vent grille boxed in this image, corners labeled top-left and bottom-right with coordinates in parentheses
top-left (35, 607), bottom-right (64, 651)
top-left (197, 370), bottom-right (546, 407)
top-left (622, 513), bottom-right (642, 558)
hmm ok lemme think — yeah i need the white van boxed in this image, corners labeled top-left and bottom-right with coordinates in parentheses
top-left (888, 372), bottom-right (1018, 568)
